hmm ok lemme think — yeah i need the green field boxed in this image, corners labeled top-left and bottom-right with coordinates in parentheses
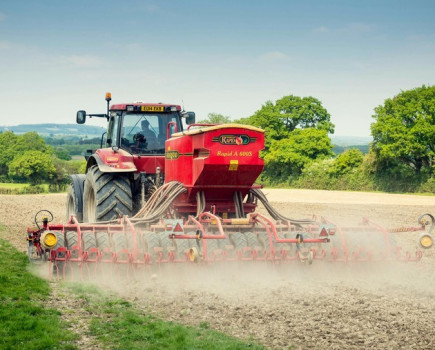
top-left (0, 238), bottom-right (77, 349)
top-left (0, 183), bottom-right (51, 194)
top-left (0, 224), bottom-right (265, 350)
top-left (0, 182), bottom-right (29, 189)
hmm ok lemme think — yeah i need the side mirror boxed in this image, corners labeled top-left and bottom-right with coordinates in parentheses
top-left (76, 110), bottom-right (86, 124)
top-left (184, 111), bottom-right (196, 125)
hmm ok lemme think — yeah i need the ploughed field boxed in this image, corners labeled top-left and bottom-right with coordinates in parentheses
top-left (1, 190), bottom-right (435, 350)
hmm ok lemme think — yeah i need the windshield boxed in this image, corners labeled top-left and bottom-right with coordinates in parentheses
top-left (120, 112), bottom-right (180, 155)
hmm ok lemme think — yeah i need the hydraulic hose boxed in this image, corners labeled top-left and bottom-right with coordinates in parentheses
top-left (249, 188), bottom-right (314, 225)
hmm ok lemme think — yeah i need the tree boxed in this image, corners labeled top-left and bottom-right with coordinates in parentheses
top-left (263, 128), bottom-right (333, 181)
top-left (198, 113), bottom-right (231, 124)
top-left (241, 95), bottom-right (334, 142)
top-left (14, 132), bottom-right (52, 155)
top-left (8, 150), bottom-right (56, 184)
top-left (53, 147), bottom-right (72, 161)
top-left (0, 131), bottom-right (18, 174)
top-left (371, 85), bottom-right (435, 175)
top-left (331, 149), bottom-right (364, 176)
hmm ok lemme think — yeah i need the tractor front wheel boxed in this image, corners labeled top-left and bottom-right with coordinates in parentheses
top-left (83, 166), bottom-right (133, 223)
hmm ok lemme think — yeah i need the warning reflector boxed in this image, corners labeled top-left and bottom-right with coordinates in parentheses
top-left (164, 219), bottom-right (184, 234)
top-left (319, 227), bottom-right (328, 237)
top-left (173, 222), bottom-right (184, 233)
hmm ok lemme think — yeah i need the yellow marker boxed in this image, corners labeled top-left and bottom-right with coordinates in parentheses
top-left (230, 218), bottom-right (250, 225)
top-left (189, 247), bottom-right (199, 262)
top-left (229, 160), bottom-right (238, 171)
top-left (41, 231), bottom-right (57, 249)
top-left (419, 233), bottom-right (433, 249)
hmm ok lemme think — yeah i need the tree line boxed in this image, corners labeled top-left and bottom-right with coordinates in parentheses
top-left (0, 132), bottom-right (85, 190)
top-left (200, 85), bottom-right (435, 193)
top-left (1, 84), bottom-right (434, 194)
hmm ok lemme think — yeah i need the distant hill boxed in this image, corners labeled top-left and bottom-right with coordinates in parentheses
top-left (330, 135), bottom-right (372, 146)
top-left (0, 124), bottom-right (372, 149)
top-left (0, 123), bottom-right (105, 137)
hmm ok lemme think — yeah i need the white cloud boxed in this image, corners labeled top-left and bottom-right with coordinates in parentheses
top-left (313, 26), bottom-right (329, 33)
top-left (259, 51), bottom-right (290, 62)
top-left (59, 55), bottom-right (107, 68)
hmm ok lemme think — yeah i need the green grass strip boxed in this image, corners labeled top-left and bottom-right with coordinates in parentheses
top-left (0, 238), bottom-right (77, 350)
top-left (69, 283), bottom-right (265, 350)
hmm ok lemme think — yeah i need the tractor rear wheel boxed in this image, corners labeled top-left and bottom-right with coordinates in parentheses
top-left (83, 166), bottom-right (133, 223)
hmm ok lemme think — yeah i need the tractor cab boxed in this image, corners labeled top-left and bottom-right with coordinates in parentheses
top-left (107, 108), bottom-right (183, 155)
top-left (76, 93), bottom-right (195, 157)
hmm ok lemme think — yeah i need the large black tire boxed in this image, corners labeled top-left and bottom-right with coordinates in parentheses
top-left (83, 166), bottom-right (133, 222)
top-left (66, 174), bottom-right (86, 222)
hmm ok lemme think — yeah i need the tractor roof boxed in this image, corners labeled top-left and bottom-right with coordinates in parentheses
top-left (110, 103), bottom-right (182, 113)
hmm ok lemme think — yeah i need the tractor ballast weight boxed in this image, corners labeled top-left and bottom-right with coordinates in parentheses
top-left (29, 94), bottom-right (432, 278)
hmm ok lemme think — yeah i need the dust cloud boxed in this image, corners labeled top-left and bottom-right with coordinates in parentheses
top-left (1, 192), bottom-right (435, 349)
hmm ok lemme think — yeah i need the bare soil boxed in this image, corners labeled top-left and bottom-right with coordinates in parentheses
top-left (1, 190), bottom-right (435, 350)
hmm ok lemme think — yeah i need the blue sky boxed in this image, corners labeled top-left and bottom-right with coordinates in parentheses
top-left (1, 0), bottom-right (434, 136)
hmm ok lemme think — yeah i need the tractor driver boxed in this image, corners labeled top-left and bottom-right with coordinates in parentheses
top-left (134, 119), bottom-right (159, 150)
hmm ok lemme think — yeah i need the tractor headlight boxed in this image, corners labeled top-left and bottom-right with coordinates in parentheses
top-left (41, 231), bottom-right (57, 249)
top-left (418, 233), bottom-right (433, 249)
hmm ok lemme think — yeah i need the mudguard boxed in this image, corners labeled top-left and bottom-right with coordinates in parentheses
top-left (86, 148), bottom-right (137, 173)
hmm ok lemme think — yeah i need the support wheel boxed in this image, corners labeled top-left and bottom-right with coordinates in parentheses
top-left (174, 238), bottom-right (195, 260)
top-left (144, 232), bottom-right (161, 263)
top-left (112, 233), bottom-right (128, 261)
top-left (66, 231), bottom-right (79, 259)
top-left (52, 231), bottom-right (66, 274)
top-left (232, 232), bottom-right (248, 256)
top-left (82, 231), bottom-right (97, 259)
top-left (96, 231), bottom-right (111, 259)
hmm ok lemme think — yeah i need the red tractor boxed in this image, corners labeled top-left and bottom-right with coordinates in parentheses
top-left (66, 92), bottom-right (196, 223)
